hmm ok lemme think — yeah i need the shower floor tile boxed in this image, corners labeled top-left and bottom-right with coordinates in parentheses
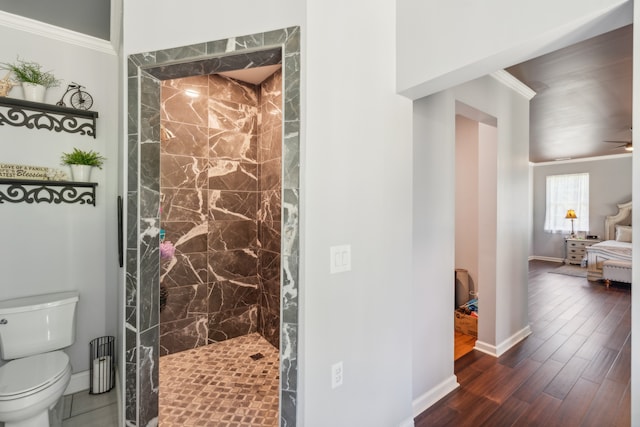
top-left (159, 333), bottom-right (279, 427)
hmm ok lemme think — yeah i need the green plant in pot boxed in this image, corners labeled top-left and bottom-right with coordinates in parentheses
top-left (61, 148), bottom-right (105, 182)
top-left (0, 58), bottom-right (61, 102)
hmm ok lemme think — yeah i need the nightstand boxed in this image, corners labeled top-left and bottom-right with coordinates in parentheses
top-left (564, 238), bottom-right (601, 265)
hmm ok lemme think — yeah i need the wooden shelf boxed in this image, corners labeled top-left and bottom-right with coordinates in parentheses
top-left (0, 97), bottom-right (98, 138)
top-left (0, 178), bottom-right (97, 206)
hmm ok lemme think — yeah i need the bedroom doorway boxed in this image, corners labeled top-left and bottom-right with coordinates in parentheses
top-left (454, 103), bottom-right (498, 360)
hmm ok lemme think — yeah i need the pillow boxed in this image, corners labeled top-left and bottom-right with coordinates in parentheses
top-left (615, 225), bottom-right (632, 243)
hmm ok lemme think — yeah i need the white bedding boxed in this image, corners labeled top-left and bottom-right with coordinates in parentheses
top-left (588, 240), bottom-right (632, 260)
top-left (587, 239), bottom-right (632, 281)
top-left (585, 201), bottom-right (632, 281)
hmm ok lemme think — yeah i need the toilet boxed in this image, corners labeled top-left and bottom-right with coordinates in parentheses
top-left (0, 291), bottom-right (78, 427)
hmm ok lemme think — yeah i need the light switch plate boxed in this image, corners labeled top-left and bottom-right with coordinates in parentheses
top-left (331, 361), bottom-right (344, 388)
top-left (330, 245), bottom-right (351, 273)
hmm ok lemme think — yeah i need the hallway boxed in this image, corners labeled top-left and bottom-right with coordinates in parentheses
top-left (416, 260), bottom-right (631, 426)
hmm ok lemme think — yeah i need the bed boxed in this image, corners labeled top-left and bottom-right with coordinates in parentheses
top-left (586, 201), bottom-right (632, 282)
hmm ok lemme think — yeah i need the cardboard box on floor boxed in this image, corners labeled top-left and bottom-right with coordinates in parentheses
top-left (454, 310), bottom-right (477, 337)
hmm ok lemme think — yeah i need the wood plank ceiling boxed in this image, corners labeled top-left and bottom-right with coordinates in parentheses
top-left (506, 24), bottom-right (632, 163)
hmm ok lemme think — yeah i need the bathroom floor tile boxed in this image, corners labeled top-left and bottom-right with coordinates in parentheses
top-left (160, 333), bottom-right (279, 427)
top-left (69, 388), bottom-right (117, 417)
top-left (62, 394), bottom-right (73, 419)
top-left (61, 403), bottom-right (118, 427)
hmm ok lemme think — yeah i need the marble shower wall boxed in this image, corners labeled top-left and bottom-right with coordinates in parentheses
top-left (159, 70), bottom-right (282, 355)
top-left (258, 71), bottom-right (283, 348)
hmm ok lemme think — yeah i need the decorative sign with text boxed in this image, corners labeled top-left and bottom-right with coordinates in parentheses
top-left (0, 163), bottom-right (66, 181)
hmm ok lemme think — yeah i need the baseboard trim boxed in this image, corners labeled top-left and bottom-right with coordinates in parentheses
top-left (398, 417), bottom-right (415, 427)
top-left (116, 367), bottom-right (123, 426)
top-left (498, 325), bottom-right (532, 356)
top-left (529, 255), bottom-right (563, 263)
top-left (473, 340), bottom-right (498, 356)
top-left (475, 324), bottom-right (532, 357)
top-left (64, 370), bottom-right (89, 395)
top-left (412, 375), bottom-right (459, 417)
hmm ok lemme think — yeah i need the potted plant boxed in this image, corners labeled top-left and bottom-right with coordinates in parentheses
top-left (0, 58), bottom-right (61, 102)
top-left (60, 148), bottom-right (105, 182)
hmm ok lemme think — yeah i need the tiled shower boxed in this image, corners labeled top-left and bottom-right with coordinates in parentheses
top-left (159, 69), bottom-right (282, 355)
top-left (126, 27), bottom-right (300, 426)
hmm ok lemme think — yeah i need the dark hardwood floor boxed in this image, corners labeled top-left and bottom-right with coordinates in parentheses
top-left (416, 260), bottom-right (631, 427)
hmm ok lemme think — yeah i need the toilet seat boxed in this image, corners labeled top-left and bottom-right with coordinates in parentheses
top-left (0, 352), bottom-right (70, 400)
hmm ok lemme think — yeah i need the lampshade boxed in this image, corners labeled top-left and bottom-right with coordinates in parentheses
top-left (565, 209), bottom-right (577, 219)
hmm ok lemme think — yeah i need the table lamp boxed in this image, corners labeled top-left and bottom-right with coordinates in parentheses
top-left (565, 209), bottom-right (577, 237)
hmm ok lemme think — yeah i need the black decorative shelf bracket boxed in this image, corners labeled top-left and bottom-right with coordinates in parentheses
top-left (0, 179), bottom-right (97, 206)
top-left (0, 97), bottom-right (98, 138)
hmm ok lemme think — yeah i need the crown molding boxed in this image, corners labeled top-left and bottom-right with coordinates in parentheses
top-left (490, 70), bottom-right (536, 99)
top-left (110, 0), bottom-right (123, 53)
top-left (0, 11), bottom-right (116, 56)
top-left (531, 152), bottom-right (632, 166)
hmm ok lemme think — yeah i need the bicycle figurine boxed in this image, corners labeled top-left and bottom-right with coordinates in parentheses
top-left (56, 82), bottom-right (94, 110)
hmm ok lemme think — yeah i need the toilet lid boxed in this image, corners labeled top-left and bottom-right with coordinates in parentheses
top-left (0, 352), bottom-right (69, 398)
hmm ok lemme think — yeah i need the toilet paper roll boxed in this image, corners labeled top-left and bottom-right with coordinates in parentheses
top-left (92, 356), bottom-right (112, 394)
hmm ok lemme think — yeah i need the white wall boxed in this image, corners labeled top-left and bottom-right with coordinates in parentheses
top-left (477, 122), bottom-right (498, 346)
top-left (0, 24), bottom-right (118, 374)
top-left (397, 0), bottom-right (632, 99)
top-left (123, 0), bottom-right (303, 54)
top-left (123, 1), bottom-right (415, 426)
top-left (412, 92), bottom-right (458, 411)
top-left (454, 76), bottom-right (531, 351)
top-left (304, 1), bottom-right (413, 425)
top-left (412, 74), bottom-right (530, 409)
top-left (455, 116), bottom-right (479, 299)
top-left (454, 117), bottom-right (499, 313)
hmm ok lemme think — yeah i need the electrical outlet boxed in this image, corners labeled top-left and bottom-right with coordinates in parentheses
top-left (331, 361), bottom-right (344, 389)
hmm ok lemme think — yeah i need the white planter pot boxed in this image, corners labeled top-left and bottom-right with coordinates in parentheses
top-left (21, 83), bottom-right (46, 103)
top-left (70, 165), bottom-right (93, 182)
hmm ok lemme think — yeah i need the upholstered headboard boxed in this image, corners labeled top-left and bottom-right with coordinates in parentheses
top-left (604, 201), bottom-right (632, 240)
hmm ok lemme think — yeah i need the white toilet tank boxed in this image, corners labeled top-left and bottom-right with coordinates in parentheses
top-left (0, 291), bottom-right (78, 360)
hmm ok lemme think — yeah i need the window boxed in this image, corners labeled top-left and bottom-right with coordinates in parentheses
top-left (544, 173), bottom-right (589, 233)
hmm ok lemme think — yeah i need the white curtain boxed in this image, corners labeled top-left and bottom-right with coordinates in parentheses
top-left (544, 173), bottom-right (589, 233)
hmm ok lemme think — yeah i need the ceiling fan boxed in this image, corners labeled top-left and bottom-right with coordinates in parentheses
top-left (605, 127), bottom-right (633, 151)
